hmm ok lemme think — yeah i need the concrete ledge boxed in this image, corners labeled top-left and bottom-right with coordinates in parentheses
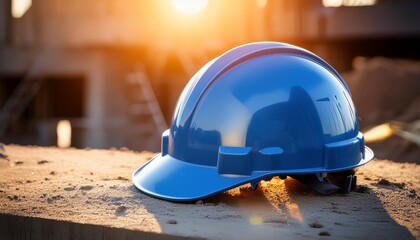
top-left (0, 145), bottom-right (418, 239)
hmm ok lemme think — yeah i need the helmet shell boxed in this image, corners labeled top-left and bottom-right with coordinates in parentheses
top-left (133, 42), bottom-right (373, 201)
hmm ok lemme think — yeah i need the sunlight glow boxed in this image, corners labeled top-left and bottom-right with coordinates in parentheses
top-left (57, 120), bottom-right (72, 148)
top-left (256, 0), bottom-right (268, 9)
top-left (11, 0), bottom-right (32, 18)
top-left (323, 0), bottom-right (376, 7)
top-left (363, 123), bottom-right (393, 143)
top-left (249, 215), bottom-right (263, 225)
top-left (172, 0), bottom-right (208, 14)
top-left (286, 203), bottom-right (303, 222)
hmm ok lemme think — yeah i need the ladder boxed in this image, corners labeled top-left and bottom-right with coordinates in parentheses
top-left (126, 65), bottom-right (167, 138)
top-left (0, 50), bottom-right (49, 139)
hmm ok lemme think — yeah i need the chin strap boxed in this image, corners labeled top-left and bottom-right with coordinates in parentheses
top-left (291, 172), bottom-right (357, 195)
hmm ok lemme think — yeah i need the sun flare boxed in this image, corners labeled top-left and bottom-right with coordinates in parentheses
top-left (172, 0), bottom-right (208, 14)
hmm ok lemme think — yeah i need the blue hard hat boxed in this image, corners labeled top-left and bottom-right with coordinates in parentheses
top-left (133, 42), bottom-right (374, 202)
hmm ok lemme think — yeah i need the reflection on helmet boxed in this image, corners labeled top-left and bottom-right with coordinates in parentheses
top-left (133, 42), bottom-right (374, 202)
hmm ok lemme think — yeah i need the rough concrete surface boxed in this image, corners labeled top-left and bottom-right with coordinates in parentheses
top-left (0, 145), bottom-right (418, 239)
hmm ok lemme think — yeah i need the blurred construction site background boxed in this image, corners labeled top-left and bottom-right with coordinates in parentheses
top-left (0, 0), bottom-right (419, 162)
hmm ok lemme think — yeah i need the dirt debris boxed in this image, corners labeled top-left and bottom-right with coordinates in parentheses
top-left (408, 189), bottom-right (417, 199)
top-left (0, 152), bottom-right (8, 159)
top-left (377, 179), bottom-right (406, 189)
top-left (80, 185), bottom-right (94, 191)
top-left (47, 195), bottom-right (63, 204)
top-left (167, 219), bottom-right (177, 224)
top-left (7, 195), bottom-right (19, 201)
top-left (117, 176), bottom-right (130, 181)
top-left (115, 205), bottom-right (127, 216)
top-left (354, 185), bottom-right (370, 193)
top-left (309, 222), bottom-right (324, 228)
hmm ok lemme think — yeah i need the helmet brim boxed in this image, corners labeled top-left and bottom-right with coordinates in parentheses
top-left (132, 147), bottom-right (373, 202)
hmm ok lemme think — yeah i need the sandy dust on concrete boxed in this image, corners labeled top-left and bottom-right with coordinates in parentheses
top-left (0, 144), bottom-right (418, 239)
